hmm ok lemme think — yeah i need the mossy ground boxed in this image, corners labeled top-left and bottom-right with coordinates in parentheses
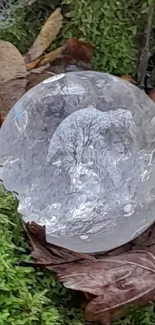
top-left (0, 1), bottom-right (155, 324)
top-left (0, 185), bottom-right (84, 325)
top-left (0, 186), bottom-right (155, 325)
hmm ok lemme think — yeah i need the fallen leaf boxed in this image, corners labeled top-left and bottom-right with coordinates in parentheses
top-left (56, 250), bottom-right (155, 324)
top-left (83, 251), bottom-right (155, 324)
top-left (121, 75), bottom-right (137, 85)
top-left (0, 96), bottom-right (3, 127)
top-left (26, 72), bottom-right (52, 91)
top-left (25, 222), bottom-right (95, 266)
top-left (26, 8), bottom-right (63, 62)
top-left (62, 38), bottom-right (95, 63)
top-left (39, 47), bottom-right (64, 66)
top-left (148, 88), bottom-right (155, 102)
top-left (20, 222), bottom-right (155, 325)
top-left (0, 111), bottom-right (3, 127)
top-left (0, 41), bottom-right (26, 117)
top-left (30, 63), bottom-right (51, 74)
top-left (26, 58), bottom-right (42, 71)
top-left (84, 290), bottom-right (155, 324)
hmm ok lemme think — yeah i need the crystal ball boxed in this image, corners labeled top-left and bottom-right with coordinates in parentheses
top-left (1, 71), bottom-right (155, 253)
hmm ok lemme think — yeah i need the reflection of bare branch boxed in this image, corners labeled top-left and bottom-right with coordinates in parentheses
top-left (81, 118), bottom-right (99, 148)
top-left (56, 128), bottom-right (78, 166)
top-left (138, 1), bottom-right (154, 88)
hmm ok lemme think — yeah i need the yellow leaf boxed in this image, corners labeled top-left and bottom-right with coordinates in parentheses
top-left (26, 58), bottom-right (42, 71)
top-left (121, 75), bottom-right (137, 85)
top-left (39, 47), bottom-right (64, 66)
top-left (27, 8), bottom-right (63, 62)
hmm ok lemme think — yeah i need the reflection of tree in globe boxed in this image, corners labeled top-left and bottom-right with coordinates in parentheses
top-left (1, 71), bottom-right (155, 253)
top-left (46, 106), bottom-right (153, 237)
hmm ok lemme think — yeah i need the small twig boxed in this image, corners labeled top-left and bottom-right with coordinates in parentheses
top-left (46, 71), bottom-right (56, 76)
top-left (138, 1), bottom-right (155, 88)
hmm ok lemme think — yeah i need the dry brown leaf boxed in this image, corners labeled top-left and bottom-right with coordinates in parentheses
top-left (148, 88), bottom-right (155, 102)
top-left (27, 8), bottom-right (63, 62)
top-left (26, 72), bottom-right (52, 91)
top-left (25, 222), bottom-right (95, 266)
top-left (84, 290), bottom-right (155, 324)
top-left (62, 38), bottom-right (95, 63)
top-left (30, 63), bottom-right (51, 74)
top-left (58, 251), bottom-right (155, 324)
top-left (0, 110), bottom-right (3, 127)
top-left (21, 222), bottom-right (155, 325)
top-left (121, 75), bottom-right (137, 85)
top-left (26, 58), bottom-right (42, 71)
top-left (39, 47), bottom-right (64, 66)
top-left (0, 96), bottom-right (3, 126)
top-left (0, 41), bottom-right (26, 117)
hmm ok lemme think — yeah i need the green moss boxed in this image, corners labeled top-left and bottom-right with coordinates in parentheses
top-left (0, 185), bottom-right (84, 325)
top-left (0, 185), bottom-right (155, 325)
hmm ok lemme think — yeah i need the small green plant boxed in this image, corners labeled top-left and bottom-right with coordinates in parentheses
top-left (0, 0), bottom-right (152, 76)
top-left (60, 0), bottom-right (151, 75)
top-left (0, 0), bottom-right (60, 53)
top-left (113, 305), bottom-right (155, 325)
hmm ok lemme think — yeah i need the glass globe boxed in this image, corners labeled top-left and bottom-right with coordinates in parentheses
top-left (1, 71), bottom-right (155, 253)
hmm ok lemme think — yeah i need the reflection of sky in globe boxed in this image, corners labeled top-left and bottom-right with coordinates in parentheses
top-left (15, 109), bottom-right (22, 120)
top-left (14, 105), bottom-right (28, 133)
